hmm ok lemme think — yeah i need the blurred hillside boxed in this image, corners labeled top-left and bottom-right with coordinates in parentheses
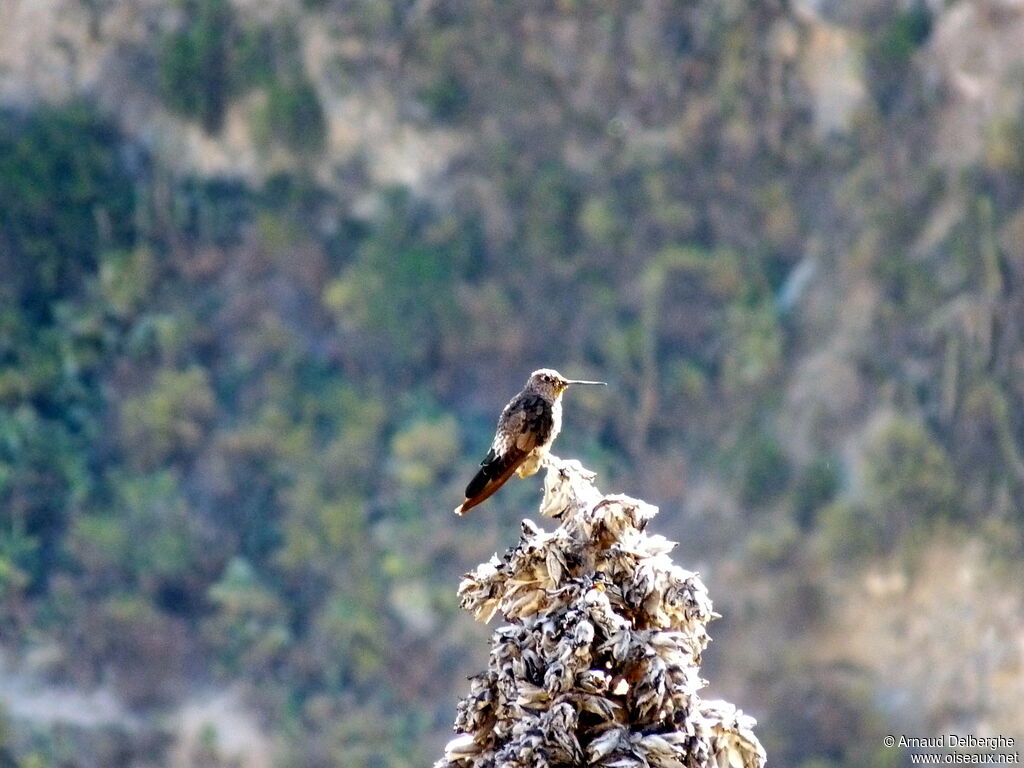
top-left (1, 0), bottom-right (1023, 766)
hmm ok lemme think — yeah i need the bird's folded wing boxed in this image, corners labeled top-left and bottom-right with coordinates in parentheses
top-left (455, 393), bottom-right (551, 515)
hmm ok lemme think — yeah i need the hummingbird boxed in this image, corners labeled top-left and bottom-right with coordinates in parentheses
top-left (455, 368), bottom-right (606, 515)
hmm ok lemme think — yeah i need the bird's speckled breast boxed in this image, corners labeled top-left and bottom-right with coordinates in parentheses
top-left (513, 396), bottom-right (561, 479)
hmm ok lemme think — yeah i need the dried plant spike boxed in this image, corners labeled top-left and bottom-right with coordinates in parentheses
top-left (437, 457), bottom-right (767, 768)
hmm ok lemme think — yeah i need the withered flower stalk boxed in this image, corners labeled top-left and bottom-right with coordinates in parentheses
top-left (437, 457), bottom-right (767, 768)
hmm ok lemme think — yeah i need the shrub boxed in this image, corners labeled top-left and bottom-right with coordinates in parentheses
top-left (865, 5), bottom-right (933, 113)
top-left (863, 416), bottom-right (958, 536)
top-left (792, 458), bottom-right (841, 530)
top-left (0, 104), bottom-right (134, 317)
top-left (158, 0), bottom-right (234, 133)
top-left (740, 431), bottom-right (792, 507)
top-left (261, 76), bottom-right (327, 154)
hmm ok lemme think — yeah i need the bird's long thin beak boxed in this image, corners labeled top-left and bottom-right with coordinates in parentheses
top-left (565, 379), bottom-right (607, 386)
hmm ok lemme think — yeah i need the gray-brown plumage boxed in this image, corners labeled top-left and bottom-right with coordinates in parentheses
top-left (455, 369), bottom-right (605, 515)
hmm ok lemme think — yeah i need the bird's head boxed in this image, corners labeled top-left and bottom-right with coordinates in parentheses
top-left (526, 368), bottom-right (606, 399)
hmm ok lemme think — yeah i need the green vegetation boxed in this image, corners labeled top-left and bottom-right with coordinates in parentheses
top-left (738, 430), bottom-right (791, 508)
top-left (158, 0), bottom-right (325, 148)
top-left (0, 103), bottom-right (134, 314)
top-left (261, 75), bottom-right (327, 153)
top-left (0, 104), bottom-right (135, 610)
top-left (792, 458), bottom-right (840, 530)
top-left (3, 1), bottom-right (1024, 765)
top-left (158, 0), bottom-right (234, 132)
top-left (865, 4), bottom-right (934, 112)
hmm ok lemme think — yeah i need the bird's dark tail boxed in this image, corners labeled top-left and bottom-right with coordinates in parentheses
top-left (455, 449), bottom-right (526, 515)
